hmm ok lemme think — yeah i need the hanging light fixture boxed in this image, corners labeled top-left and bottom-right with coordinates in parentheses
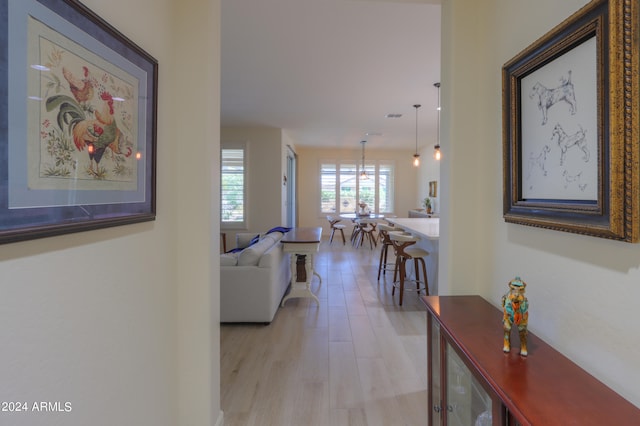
top-left (413, 104), bottom-right (421, 167)
top-left (360, 140), bottom-right (368, 179)
top-left (434, 82), bottom-right (441, 161)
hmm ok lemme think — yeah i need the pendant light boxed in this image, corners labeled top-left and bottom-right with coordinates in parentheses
top-left (360, 140), bottom-right (368, 179)
top-left (413, 104), bottom-right (421, 167)
top-left (434, 82), bottom-right (441, 161)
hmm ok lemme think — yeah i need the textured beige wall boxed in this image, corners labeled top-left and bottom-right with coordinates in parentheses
top-left (0, 0), bottom-right (221, 424)
top-left (221, 126), bottom-right (287, 246)
top-left (441, 0), bottom-right (640, 407)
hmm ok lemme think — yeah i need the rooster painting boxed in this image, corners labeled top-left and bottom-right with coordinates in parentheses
top-left (45, 66), bottom-right (132, 178)
top-left (62, 65), bottom-right (95, 104)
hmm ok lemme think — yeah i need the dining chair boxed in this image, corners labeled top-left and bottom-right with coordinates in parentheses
top-left (349, 218), bottom-right (361, 245)
top-left (355, 218), bottom-right (378, 249)
top-left (326, 215), bottom-right (346, 245)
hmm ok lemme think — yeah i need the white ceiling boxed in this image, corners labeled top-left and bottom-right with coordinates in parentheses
top-left (221, 0), bottom-right (442, 151)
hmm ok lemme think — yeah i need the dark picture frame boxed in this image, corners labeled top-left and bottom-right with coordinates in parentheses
top-left (0, 0), bottom-right (158, 244)
top-left (502, 0), bottom-right (639, 242)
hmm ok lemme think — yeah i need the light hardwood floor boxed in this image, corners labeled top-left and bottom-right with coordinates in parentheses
top-left (221, 239), bottom-right (430, 426)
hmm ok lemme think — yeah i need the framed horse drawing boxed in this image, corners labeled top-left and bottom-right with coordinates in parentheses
top-left (502, 0), bottom-right (639, 242)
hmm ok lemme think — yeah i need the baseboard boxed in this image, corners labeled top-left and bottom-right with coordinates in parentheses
top-left (215, 410), bottom-right (224, 426)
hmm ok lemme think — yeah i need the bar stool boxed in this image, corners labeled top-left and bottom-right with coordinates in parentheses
top-left (326, 215), bottom-right (346, 245)
top-left (379, 215), bottom-right (398, 243)
top-left (377, 224), bottom-right (403, 280)
top-left (389, 232), bottom-right (429, 305)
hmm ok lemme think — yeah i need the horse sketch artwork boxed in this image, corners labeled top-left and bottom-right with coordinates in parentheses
top-left (529, 70), bottom-right (577, 125)
top-left (524, 125), bottom-right (590, 194)
top-left (551, 123), bottom-right (589, 166)
top-left (562, 169), bottom-right (587, 191)
top-left (501, 276), bottom-right (529, 356)
top-left (522, 64), bottom-right (596, 200)
top-left (526, 145), bottom-right (551, 180)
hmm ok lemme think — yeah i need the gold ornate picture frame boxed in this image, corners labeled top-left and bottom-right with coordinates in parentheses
top-left (502, 0), bottom-right (639, 242)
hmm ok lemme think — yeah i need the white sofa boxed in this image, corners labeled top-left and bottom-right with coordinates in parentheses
top-left (220, 230), bottom-right (291, 323)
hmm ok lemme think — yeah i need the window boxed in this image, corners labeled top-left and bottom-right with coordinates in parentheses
top-left (221, 147), bottom-right (246, 228)
top-left (320, 160), bottom-right (395, 214)
top-left (339, 163), bottom-right (356, 213)
top-left (378, 162), bottom-right (394, 213)
top-left (320, 163), bottom-right (337, 213)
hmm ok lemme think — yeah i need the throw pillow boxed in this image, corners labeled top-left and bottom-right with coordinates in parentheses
top-left (266, 226), bottom-right (292, 235)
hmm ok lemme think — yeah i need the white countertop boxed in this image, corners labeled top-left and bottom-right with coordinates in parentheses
top-left (386, 217), bottom-right (439, 240)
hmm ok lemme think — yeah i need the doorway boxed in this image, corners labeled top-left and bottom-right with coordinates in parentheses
top-left (286, 146), bottom-right (297, 228)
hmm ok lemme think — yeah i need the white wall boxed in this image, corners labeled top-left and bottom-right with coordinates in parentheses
top-left (416, 145), bottom-right (441, 213)
top-left (171, 0), bottom-right (220, 424)
top-left (221, 127), bottom-right (287, 246)
top-left (0, 0), bottom-right (221, 425)
top-left (296, 146), bottom-right (418, 234)
top-left (441, 0), bottom-right (640, 407)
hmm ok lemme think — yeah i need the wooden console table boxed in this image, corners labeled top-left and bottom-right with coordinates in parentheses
top-left (421, 295), bottom-right (640, 425)
top-left (280, 227), bottom-right (322, 306)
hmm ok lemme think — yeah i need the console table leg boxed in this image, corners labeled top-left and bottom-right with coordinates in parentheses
top-left (281, 253), bottom-right (320, 306)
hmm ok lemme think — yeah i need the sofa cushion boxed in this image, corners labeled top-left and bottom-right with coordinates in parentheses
top-left (220, 252), bottom-right (238, 266)
top-left (238, 236), bottom-right (276, 266)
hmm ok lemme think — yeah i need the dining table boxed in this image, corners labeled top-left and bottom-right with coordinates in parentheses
top-left (338, 213), bottom-right (385, 220)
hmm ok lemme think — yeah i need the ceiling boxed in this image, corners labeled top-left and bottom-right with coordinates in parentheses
top-left (221, 0), bottom-right (442, 151)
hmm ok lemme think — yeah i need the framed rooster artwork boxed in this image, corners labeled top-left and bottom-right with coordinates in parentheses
top-left (0, 0), bottom-right (158, 244)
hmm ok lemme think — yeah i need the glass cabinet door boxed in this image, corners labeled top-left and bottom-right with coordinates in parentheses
top-left (428, 319), bottom-right (442, 425)
top-left (445, 345), bottom-right (493, 426)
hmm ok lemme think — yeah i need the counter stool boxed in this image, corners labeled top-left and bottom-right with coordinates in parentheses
top-left (389, 232), bottom-right (429, 305)
top-left (379, 215), bottom-right (398, 243)
top-left (377, 224), bottom-right (403, 280)
top-left (327, 216), bottom-right (346, 245)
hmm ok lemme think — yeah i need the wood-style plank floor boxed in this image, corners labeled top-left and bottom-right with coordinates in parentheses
top-left (220, 239), bottom-right (430, 426)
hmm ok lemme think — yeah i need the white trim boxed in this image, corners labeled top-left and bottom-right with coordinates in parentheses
top-left (215, 410), bottom-right (224, 426)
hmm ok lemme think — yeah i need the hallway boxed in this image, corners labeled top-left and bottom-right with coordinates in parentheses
top-left (221, 240), bottom-right (429, 425)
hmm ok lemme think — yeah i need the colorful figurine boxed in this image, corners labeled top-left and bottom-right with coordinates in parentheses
top-left (502, 276), bottom-right (529, 356)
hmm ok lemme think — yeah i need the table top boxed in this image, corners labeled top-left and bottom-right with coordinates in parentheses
top-left (385, 217), bottom-right (439, 240)
top-left (281, 227), bottom-right (322, 244)
top-left (339, 213), bottom-right (385, 220)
